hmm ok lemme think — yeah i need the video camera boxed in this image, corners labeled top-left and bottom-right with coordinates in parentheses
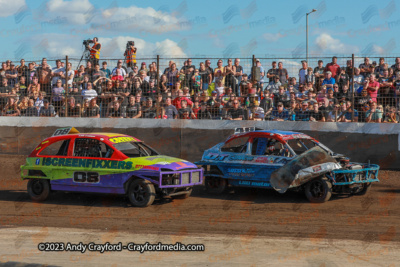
top-left (126, 41), bottom-right (134, 50)
top-left (83, 39), bottom-right (94, 46)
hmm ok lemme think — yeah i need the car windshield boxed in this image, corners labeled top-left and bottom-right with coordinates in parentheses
top-left (113, 142), bottom-right (159, 157)
top-left (287, 138), bottom-right (333, 155)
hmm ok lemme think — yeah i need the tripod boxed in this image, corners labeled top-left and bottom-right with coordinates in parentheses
top-left (76, 46), bottom-right (91, 70)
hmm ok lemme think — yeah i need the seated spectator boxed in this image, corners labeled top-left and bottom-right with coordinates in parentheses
top-left (359, 102), bottom-right (370, 123)
top-left (239, 74), bottom-right (250, 96)
top-left (192, 100), bottom-right (200, 117)
top-left (178, 100), bottom-right (196, 119)
top-left (227, 100), bottom-right (245, 120)
top-left (316, 85), bottom-right (327, 102)
top-left (365, 102), bottom-right (382, 123)
top-left (173, 91), bottom-right (193, 109)
top-left (338, 101), bottom-right (358, 122)
top-left (18, 76), bottom-right (27, 97)
top-left (3, 97), bottom-right (20, 116)
top-left (209, 100), bottom-right (222, 120)
top-left (35, 92), bottom-right (45, 109)
top-left (39, 99), bottom-right (55, 117)
top-left (164, 97), bottom-right (178, 119)
top-left (271, 102), bottom-right (288, 121)
top-left (260, 89), bottom-right (273, 115)
top-left (215, 79), bottom-right (224, 96)
top-left (326, 89), bottom-right (338, 105)
top-left (295, 84), bottom-right (308, 102)
top-left (295, 101), bottom-right (311, 121)
top-left (100, 61), bottom-right (111, 78)
top-left (326, 103), bottom-right (341, 122)
top-left (273, 86), bottom-right (289, 107)
top-left (306, 89), bottom-right (317, 106)
top-left (18, 96), bottom-right (29, 116)
top-left (155, 105), bottom-right (167, 119)
top-left (309, 102), bottom-right (323, 122)
top-left (26, 98), bottom-right (38, 116)
top-left (64, 97), bottom-right (81, 117)
top-left (111, 68), bottom-right (124, 81)
top-left (338, 85), bottom-right (351, 102)
top-left (248, 101), bottom-right (264, 121)
top-left (266, 76), bottom-right (281, 95)
top-left (81, 82), bottom-right (98, 102)
top-left (107, 100), bottom-right (123, 118)
top-left (364, 74), bottom-right (379, 102)
top-left (197, 102), bottom-right (212, 119)
top-left (287, 100), bottom-right (297, 121)
top-left (86, 98), bottom-right (100, 118)
top-left (332, 83), bottom-right (341, 99)
top-left (383, 106), bottom-right (399, 123)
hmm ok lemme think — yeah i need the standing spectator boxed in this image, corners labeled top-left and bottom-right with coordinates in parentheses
top-left (65, 63), bottom-right (74, 86)
top-left (17, 59), bottom-right (28, 80)
top-left (205, 60), bottom-right (214, 81)
top-left (378, 69), bottom-right (393, 107)
top-left (233, 58), bottom-right (243, 94)
top-left (390, 57), bottom-right (400, 70)
top-left (82, 82), bottom-right (98, 102)
top-left (336, 69), bottom-right (349, 90)
top-left (298, 61), bottom-right (308, 85)
top-left (267, 61), bottom-right (279, 83)
top-left (239, 74), bottom-right (250, 96)
top-left (181, 59), bottom-right (195, 89)
top-left (39, 99), bottom-right (55, 117)
top-left (214, 59), bottom-right (225, 84)
top-left (365, 101), bottom-right (382, 123)
top-left (163, 60), bottom-right (174, 74)
top-left (199, 62), bottom-right (211, 91)
top-left (374, 58), bottom-right (386, 78)
top-left (277, 62), bottom-right (289, 85)
top-left (227, 100), bottom-right (245, 120)
top-left (324, 56), bottom-right (341, 78)
top-left (37, 58), bottom-right (52, 96)
top-left (101, 61), bottom-right (111, 78)
top-left (167, 63), bottom-right (179, 87)
top-left (364, 74), bottom-right (380, 102)
top-left (314, 60), bottom-right (325, 90)
top-left (112, 61), bottom-right (127, 78)
top-left (91, 64), bottom-right (105, 83)
top-left (51, 60), bottom-right (65, 87)
top-left (345, 59), bottom-right (354, 78)
top-left (191, 69), bottom-right (202, 94)
top-left (5, 63), bottom-right (18, 87)
top-left (305, 67), bottom-right (315, 85)
top-left (164, 97), bottom-right (178, 119)
top-left (27, 63), bottom-right (37, 85)
top-left (359, 57), bottom-right (374, 78)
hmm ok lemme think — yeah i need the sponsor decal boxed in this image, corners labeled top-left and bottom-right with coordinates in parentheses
top-left (35, 159), bottom-right (40, 165)
top-left (41, 157), bottom-right (133, 170)
top-left (229, 155), bottom-right (254, 161)
top-left (238, 180), bottom-right (270, 187)
top-left (312, 165), bottom-right (322, 172)
top-left (41, 141), bottom-right (49, 145)
top-left (109, 137), bottom-right (136, 143)
top-left (254, 157), bottom-right (269, 163)
top-left (203, 153), bottom-right (228, 161)
top-left (135, 165), bottom-right (160, 171)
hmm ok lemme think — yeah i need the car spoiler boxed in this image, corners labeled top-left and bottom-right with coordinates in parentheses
top-left (234, 127), bottom-right (264, 134)
top-left (52, 127), bottom-right (80, 137)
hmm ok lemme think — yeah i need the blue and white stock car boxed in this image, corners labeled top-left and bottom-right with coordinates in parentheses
top-left (195, 128), bottom-right (380, 203)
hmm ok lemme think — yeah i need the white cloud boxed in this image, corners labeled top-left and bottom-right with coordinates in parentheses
top-left (0, 0), bottom-right (26, 17)
top-left (315, 33), bottom-right (359, 54)
top-left (46, 0), bottom-right (94, 25)
top-left (263, 33), bottom-right (284, 42)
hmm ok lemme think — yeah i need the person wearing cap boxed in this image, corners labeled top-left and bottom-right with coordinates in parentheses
top-left (324, 56), bottom-right (341, 78)
top-left (322, 71), bottom-right (335, 89)
top-left (38, 99), bottom-right (55, 117)
top-left (265, 75), bottom-right (281, 95)
top-left (295, 101), bottom-right (311, 121)
top-left (267, 61), bottom-right (278, 83)
top-left (197, 102), bottom-right (212, 119)
top-left (271, 102), bottom-right (288, 121)
top-left (5, 63), bottom-right (18, 87)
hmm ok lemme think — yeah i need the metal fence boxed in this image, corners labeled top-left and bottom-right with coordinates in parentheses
top-left (0, 54), bottom-right (399, 123)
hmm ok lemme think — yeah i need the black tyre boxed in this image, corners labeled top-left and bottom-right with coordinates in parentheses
top-left (205, 176), bottom-right (227, 194)
top-left (27, 179), bottom-right (50, 202)
top-left (305, 177), bottom-right (332, 203)
top-left (353, 183), bottom-right (372, 196)
top-left (172, 188), bottom-right (192, 199)
top-left (128, 179), bottom-right (156, 207)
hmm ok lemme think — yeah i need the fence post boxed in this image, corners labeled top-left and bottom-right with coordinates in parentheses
top-left (351, 53), bottom-right (355, 122)
top-left (156, 55), bottom-right (160, 90)
top-left (65, 55), bottom-right (69, 117)
top-left (251, 55), bottom-right (255, 84)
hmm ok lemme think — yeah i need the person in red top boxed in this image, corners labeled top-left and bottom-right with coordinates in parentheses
top-left (324, 56), bottom-right (341, 78)
top-left (192, 100), bottom-right (200, 118)
top-left (172, 90), bottom-right (193, 109)
top-left (364, 74), bottom-right (380, 102)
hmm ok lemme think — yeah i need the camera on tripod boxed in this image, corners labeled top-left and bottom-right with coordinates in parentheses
top-left (83, 39), bottom-right (94, 47)
top-left (126, 41), bottom-right (134, 50)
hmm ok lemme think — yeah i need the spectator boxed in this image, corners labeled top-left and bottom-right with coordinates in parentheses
top-left (139, 62), bottom-right (148, 73)
top-left (233, 58), bottom-right (243, 93)
top-left (324, 56), bottom-right (341, 78)
top-left (18, 96), bottom-right (29, 116)
top-left (178, 99), bottom-right (196, 119)
top-left (199, 62), bottom-right (212, 91)
top-left (266, 76), bottom-right (281, 95)
top-left (353, 68), bottom-right (365, 94)
top-left (26, 99), bottom-right (38, 117)
top-left (383, 106), bottom-right (399, 123)
top-left (112, 60), bottom-right (127, 78)
top-left (52, 80), bottom-right (65, 111)
top-left (163, 60), bottom-right (174, 74)
top-left (142, 98), bottom-right (157, 119)
top-left (309, 102), bottom-right (323, 122)
top-left (214, 59), bottom-right (225, 84)
top-left (5, 63), bottom-right (18, 87)
top-left (298, 61), bottom-right (308, 85)
top-left (288, 77), bottom-right (299, 90)
top-left (64, 97), bottom-right (81, 117)
top-left (84, 98), bottom-right (100, 118)
top-left (378, 69), bottom-right (393, 107)
top-left (306, 89), bottom-right (317, 106)
top-left (305, 67), bottom-right (315, 85)
top-left (147, 63), bottom-right (157, 82)
top-left (295, 101), bottom-right (310, 121)
top-left (205, 60), bottom-right (214, 81)
top-left (345, 59), bottom-right (354, 78)
top-left (322, 71), bottom-right (335, 89)
top-left (364, 74), bottom-right (380, 102)
top-left (227, 100), bottom-right (245, 120)
top-left (273, 86), bottom-right (289, 107)
top-left (27, 63), bottom-right (37, 85)
top-left (248, 101), bottom-right (264, 120)
top-left (287, 100), bottom-right (297, 121)
top-left (239, 74), bottom-right (250, 96)
top-left (316, 85), bottom-right (327, 102)
top-left (359, 57), bottom-right (374, 78)
top-left (162, 97), bottom-right (178, 119)
top-left (365, 102), bottom-right (382, 123)
top-left (319, 98), bottom-right (331, 122)
top-left (338, 101), bottom-right (358, 122)
top-left (35, 92), bottom-right (45, 110)
top-left (338, 85), bottom-right (351, 102)
top-left (197, 102), bottom-right (212, 119)
top-left (224, 59), bottom-right (236, 89)
top-left (173, 90), bottom-right (193, 109)
top-left (192, 69), bottom-right (202, 94)
top-left (3, 97), bottom-right (20, 116)
top-left (271, 102), bottom-right (288, 121)
top-left (155, 105), bottom-right (167, 119)
top-left (336, 68), bottom-right (349, 90)
top-left (100, 61), bottom-right (111, 78)
top-left (181, 59), bottom-right (195, 88)
top-left (107, 100), bottom-right (123, 118)
top-left (39, 99), bottom-right (55, 117)
top-left (277, 62), bottom-right (289, 85)
top-left (326, 103), bottom-right (340, 122)
top-left (124, 95), bottom-right (142, 118)
top-left (82, 82), bottom-right (98, 102)
top-left (17, 59), bottom-right (28, 79)
top-left (51, 60), bottom-right (65, 87)
top-left (267, 61), bottom-right (279, 83)
top-left (192, 100), bottom-right (200, 117)
top-left (296, 85), bottom-right (308, 102)
top-left (374, 58), bottom-right (386, 78)
top-left (91, 64), bottom-right (105, 83)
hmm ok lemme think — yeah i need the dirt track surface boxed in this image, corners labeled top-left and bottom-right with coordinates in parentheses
top-left (1, 155), bottom-right (400, 265)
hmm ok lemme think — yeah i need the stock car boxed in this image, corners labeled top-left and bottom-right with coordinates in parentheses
top-left (21, 127), bottom-right (203, 207)
top-left (195, 128), bottom-right (380, 203)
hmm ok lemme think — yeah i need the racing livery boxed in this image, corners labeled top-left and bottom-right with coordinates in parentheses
top-left (21, 127), bottom-right (203, 207)
top-left (196, 128), bottom-right (379, 203)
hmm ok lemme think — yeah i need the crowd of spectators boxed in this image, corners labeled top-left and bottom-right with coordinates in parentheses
top-left (0, 56), bottom-right (399, 123)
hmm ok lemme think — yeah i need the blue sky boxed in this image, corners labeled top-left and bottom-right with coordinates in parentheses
top-left (0, 0), bottom-right (398, 65)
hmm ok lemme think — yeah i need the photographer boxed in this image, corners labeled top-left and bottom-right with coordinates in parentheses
top-left (87, 37), bottom-right (101, 66)
top-left (124, 41), bottom-right (137, 68)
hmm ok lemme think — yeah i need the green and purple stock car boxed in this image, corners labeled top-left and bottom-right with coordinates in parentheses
top-left (21, 127), bottom-right (203, 207)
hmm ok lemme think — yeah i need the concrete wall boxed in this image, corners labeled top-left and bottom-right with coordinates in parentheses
top-left (0, 118), bottom-right (399, 169)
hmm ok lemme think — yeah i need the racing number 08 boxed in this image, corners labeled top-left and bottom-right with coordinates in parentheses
top-left (73, 172), bottom-right (99, 183)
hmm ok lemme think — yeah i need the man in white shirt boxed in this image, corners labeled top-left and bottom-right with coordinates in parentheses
top-left (81, 82), bottom-right (98, 101)
top-left (51, 60), bottom-right (65, 86)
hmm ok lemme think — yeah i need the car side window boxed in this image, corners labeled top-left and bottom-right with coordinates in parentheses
top-left (221, 136), bottom-right (249, 153)
top-left (39, 139), bottom-right (70, 156)
top-left (251, 138), bottom-right (270, 155)
top-left (252, 138), bottom-right (293, 157)
top-left (73, 138), bottom-right (114, 158)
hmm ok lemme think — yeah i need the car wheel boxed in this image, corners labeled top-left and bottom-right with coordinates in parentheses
top-left (353, 183), bottom-right (371, 196)
top-left (27, 179), bottom-right (50, 202)
top-left (205, 176), bottom-right (227, 194)
top-left (128, 179), bottom-right (156, 207)
top-left (305, 177), bottom-right (332, 203)
top-left (172, 188), bottom-right (192, 199)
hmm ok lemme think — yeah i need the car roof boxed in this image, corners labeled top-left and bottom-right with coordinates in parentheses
top-left (226, 130), bottom-right (313, 143)
top-left (46, 133), bottom-right (142, 142)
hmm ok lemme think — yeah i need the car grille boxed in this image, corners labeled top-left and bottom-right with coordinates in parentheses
top-left (161, 171), bottom-right (202, 186)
